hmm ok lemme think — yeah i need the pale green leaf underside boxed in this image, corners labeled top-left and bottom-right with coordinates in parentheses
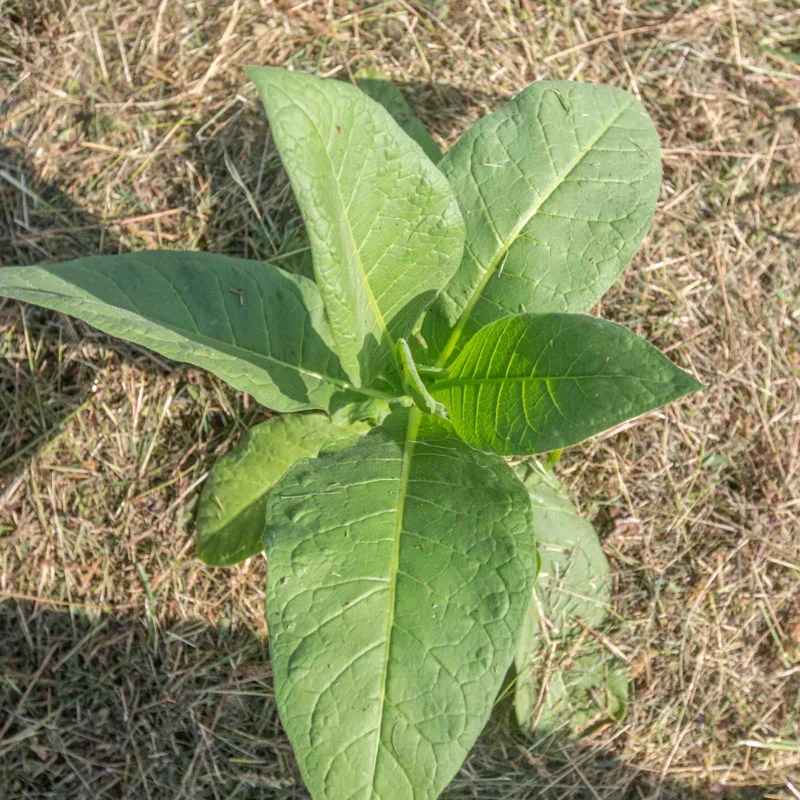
top-left (0, 252), bottom-right (379, 414)
top-left (355, 68), bottom-right (443, 164)
top-left (196, 414), bottom-right (368, 567)
top-left (513, 462), bottom-right (627, 737)
top-left (432, 313), bottom-right (702, 456)
top-left (247, 67), bottom-right (465, 388)
top-left (264, 408), bottom-right (535, 800)
top-left (425, 80), bottom-right (661, 363)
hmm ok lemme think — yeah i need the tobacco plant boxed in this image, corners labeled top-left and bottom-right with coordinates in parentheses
top-left (0, 67), bottom-right (701, 799)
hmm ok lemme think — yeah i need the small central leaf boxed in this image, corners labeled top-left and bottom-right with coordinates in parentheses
top-left (396, 338), bottom-right (447, 418)
top-left (354, 68), bottom-right (443, 164)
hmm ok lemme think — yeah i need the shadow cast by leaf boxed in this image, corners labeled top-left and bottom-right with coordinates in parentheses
top-left (0, 142), bottom-right (134, 475)
top-left (448, 695), bottom-right (785, 800)
top-left (0, 600), bottom-right (784, 800)
top-left (389, 80), bottom-right (510, 142)
top-left (0, 599), bottom-right (291, 798)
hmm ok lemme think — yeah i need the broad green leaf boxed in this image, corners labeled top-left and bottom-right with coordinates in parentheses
top-left (355, 67), bottom-right (443, 164)
top-left (396, 338), bottom-right (446, 418)
top-left (196, 414), bottom-right (369, 567)
top-left (431, 313), bottom-right (702, 456)
top-left (264, 408), bottom-right (535, 800)
top-left (513, 462), bottom-right (628, 737)
top-left (0, 252), bottom-right (386, 414)
top-left (424, 80), bottom-right (661, 363)
top-left (247, 67), bottom-right (465, 388)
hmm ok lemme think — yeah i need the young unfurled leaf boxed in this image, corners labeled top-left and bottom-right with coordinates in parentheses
top-left (396, 338), bottom-right (447, 418)
top-left (424, 81), bottom-right (661, 363)
top-left (247, 67), bottom-right (465, 388)
top-left (355, 67), bottom-right (443, 164)
top-left (196, 414), bottom-right (369, 567)
top-left (0, 251), bottom-right (381, 414)
top-left (264, 408), bottom-right (535, 800)
top-left (432, 313), bottom-right (702, 455)
top-left (514, 462), bottom-right (628, 737)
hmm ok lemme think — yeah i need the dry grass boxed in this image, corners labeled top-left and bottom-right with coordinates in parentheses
top-left (1, 1), bottom-right (799, 797)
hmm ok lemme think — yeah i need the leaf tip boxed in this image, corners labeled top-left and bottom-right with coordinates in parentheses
top-left (243, 65), bottom-right (266, 82)
top-left (244, 65), bottom-right (289, 92)
top-left (676, 369), bottom-right (705, 398)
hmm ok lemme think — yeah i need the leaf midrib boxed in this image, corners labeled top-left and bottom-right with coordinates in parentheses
top-left (436, 97), bottom-right (635, 367)
top-left (431, 373), bottom-right (679, 391)
top-left (268, 81), bottom-right (398, 374)
top-left (365, 407), bottom-right (421, 796)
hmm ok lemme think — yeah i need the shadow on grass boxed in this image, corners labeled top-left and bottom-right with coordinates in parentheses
top-left (0, 601), bottom-right (783, 800)
top-left (0, 142), bottom-right (177, 477)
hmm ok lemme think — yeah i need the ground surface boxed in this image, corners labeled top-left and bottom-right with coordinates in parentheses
top-left (1, 1), bottom-right (799, 798)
